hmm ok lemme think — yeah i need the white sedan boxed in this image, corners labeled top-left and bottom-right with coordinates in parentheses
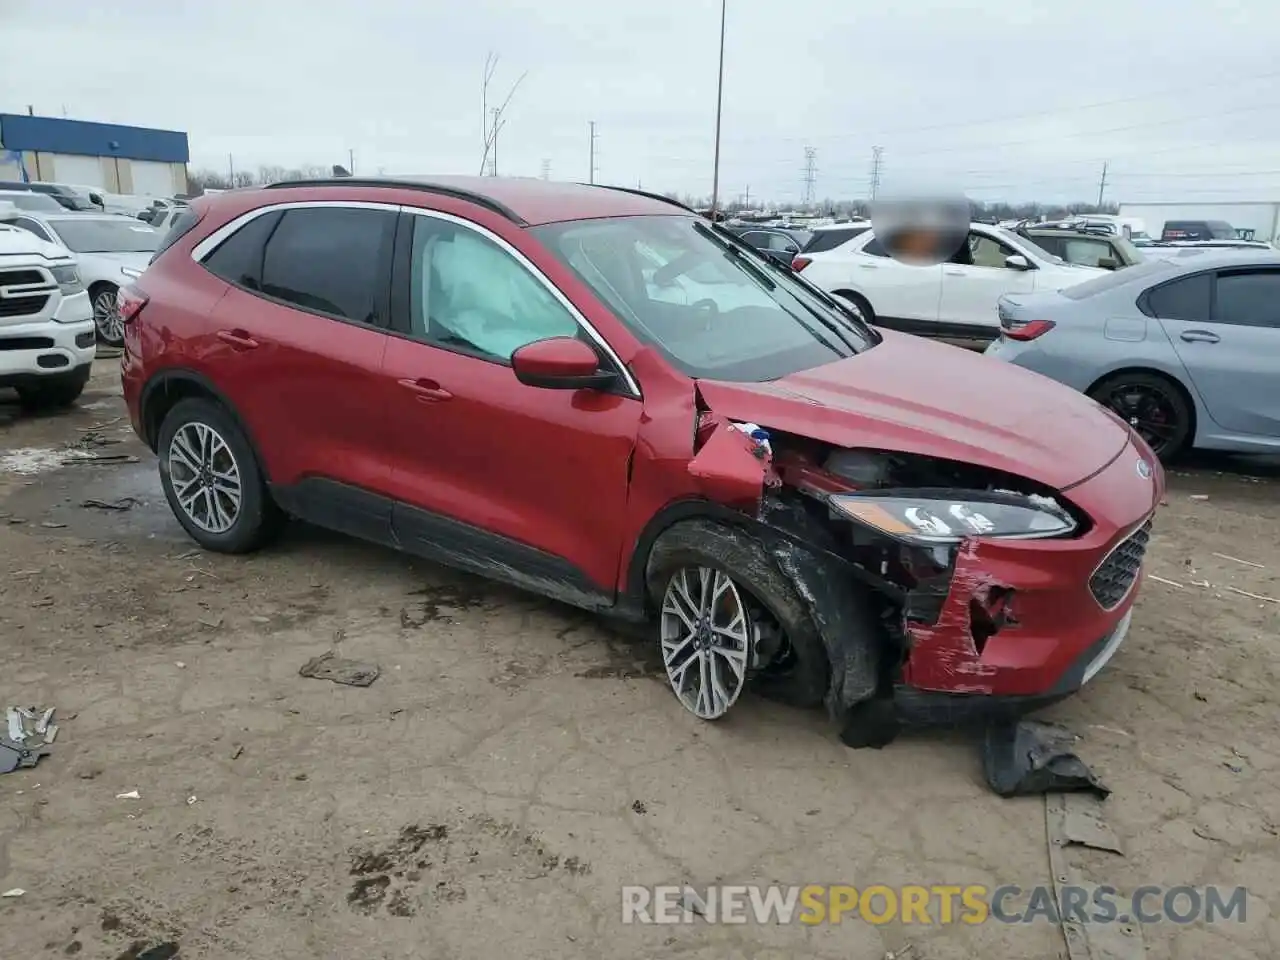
top-left (0, 211), bottom-right (161, 346)
top-left (794, 222), bottom-right (1105, 340)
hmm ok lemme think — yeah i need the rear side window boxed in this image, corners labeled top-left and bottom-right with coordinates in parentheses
top-left (1214, 269), bottom-right (1280, 328)
top-left (259, 207), bottom-right (396, 323)
top-left (802, 227), bottom-right (868, 253)
top-left (1141, 273), bottom-right (1211, 321)
top-left (860, 236), bottom-right (889, 258)
top-left (202, 210), bottom-right (282, 287)
top-left (150, 207), bottom-right (205, 263)
top-left (1027, 235), bottom-right (1062, 258)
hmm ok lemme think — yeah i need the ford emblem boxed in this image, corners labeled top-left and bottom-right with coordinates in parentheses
top-left (1136, 459), bottom-right (1153, 480)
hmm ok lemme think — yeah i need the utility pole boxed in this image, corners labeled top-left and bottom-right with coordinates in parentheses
top-left (588, 121), bottom-right (598, 184)
top-left (540, 159), bottom-right (551, 180)
top-left (743, 185), bottom-right (750, 210)
top-left (1097, 161), bottom-right (1109, 208)
top-left (709, 0), bottom-right (727, 222)
top-left (802, 147), bottom-right (817, 207)
top-left (869, 146), bottom-right (884, 200)
top-left (348, 149), bottom-right (355, 176)
top-left (228, 153), bottom-right (234, 186)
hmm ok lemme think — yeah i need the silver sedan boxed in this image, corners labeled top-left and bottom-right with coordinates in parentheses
top-left (984, 247), bottom-right (1280, 460)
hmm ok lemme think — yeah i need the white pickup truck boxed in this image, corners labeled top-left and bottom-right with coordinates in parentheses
top-left (0, 214), bottom-right (96, 409)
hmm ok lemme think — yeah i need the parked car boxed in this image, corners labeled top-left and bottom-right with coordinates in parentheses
top-left (795, 221), bottom-right (1106, 339)
top-left (1160, 220), bottom-right (1238, 242)
top-left (727, 225), bottom-right (812, 261)
top-left (138, 198), bottom-right (190, 224)
top-left (119, 176), bottom-right (1162, 743)
top-left (0, 189), bottom-right (66, 213)
top-left (0, 211), bottom-right (160, 346)
top-left (0, 213), bottom-right (96, 409)
top-left (1021, 227), bottom-right (1144, 270)
top-left (986, 248), bottom-right (1280, 460)
top-left (25, 182), bottom-right (99, 212)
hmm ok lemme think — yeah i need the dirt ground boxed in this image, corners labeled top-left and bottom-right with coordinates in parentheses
top-left (1, 358), bottom-right (1278, 960)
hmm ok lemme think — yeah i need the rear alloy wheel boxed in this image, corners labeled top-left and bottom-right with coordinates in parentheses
top-left (91, 283), bottom-right (123, 346)
top-left (1090, 372), bottom-right (1191, 460)
top-left (660, 566), bottom-right (752, 719)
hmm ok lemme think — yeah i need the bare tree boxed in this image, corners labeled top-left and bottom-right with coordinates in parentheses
top-left (257, 164), bottom-right (288, 184)
top-left (478, 52), bottom-right (527, 176)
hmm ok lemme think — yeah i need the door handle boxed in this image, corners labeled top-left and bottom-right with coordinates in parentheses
top-left (216, 329), bottom-right (259, 349)
top-left (1180, 330), bottom-right (1220, 344)
top-left (397, 378), bottom-right (453, 402)
top-left (944, 269), bottom-right (966, 276)
top-left (858, 262), bottom-right (879, 269)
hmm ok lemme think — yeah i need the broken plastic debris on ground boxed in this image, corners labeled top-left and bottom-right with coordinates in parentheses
top-left (1, 706), bottom-right (60, 775)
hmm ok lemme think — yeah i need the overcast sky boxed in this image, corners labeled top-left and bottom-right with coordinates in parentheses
top-left (2, 0), bottom-right (1278, 204)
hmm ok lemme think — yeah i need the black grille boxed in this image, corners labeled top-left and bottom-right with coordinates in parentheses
top-left (1090, 519), bottom-right (1152, 608)
top-left (0, 295), bottom-right (49, 318)
top-left (0, 336), bottom-right (55, 351)
top-left (0, 269), bottom-right (46, 287)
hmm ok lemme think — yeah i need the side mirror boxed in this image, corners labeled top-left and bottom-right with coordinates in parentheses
top-left (511, 337), bottom-right (615, 390)
top-left (1004, 254), bottom-right (1032, 271)
top-left (1097, 257), bottom-right (1119, 270)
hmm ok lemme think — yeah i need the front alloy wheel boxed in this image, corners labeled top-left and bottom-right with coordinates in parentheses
top-left (93, 285), bottom-right (123, 346)
top-left (660, 566), bottom-right (752, 719)
top-left (167, 422), bottom-right (244, 534)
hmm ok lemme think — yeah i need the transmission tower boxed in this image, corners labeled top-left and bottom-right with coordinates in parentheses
top-left (869, 146), bottom-right (884, 199)
top-left (540, 159), bottom-right (551, 180)
top-left (801, 147), bottom-right (817, 207)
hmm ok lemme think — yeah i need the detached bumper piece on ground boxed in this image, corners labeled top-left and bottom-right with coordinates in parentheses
top-left (1, 705), bottom-right (59, 774)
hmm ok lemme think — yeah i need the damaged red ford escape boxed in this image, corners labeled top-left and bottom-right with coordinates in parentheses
top-left (120, 177), bottom-right (1164, 745)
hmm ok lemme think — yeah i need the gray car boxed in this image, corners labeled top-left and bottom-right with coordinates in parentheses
top-left (984, 248), bottom-right (1280, 461)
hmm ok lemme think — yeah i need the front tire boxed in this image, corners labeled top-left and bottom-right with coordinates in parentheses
top-left (15, 368), bottom-right (89, 411)
top-left (90, 282), bottom-right (123, 347)
top-left (157, 397), bottom-right (282, 553)
top-left (647, 519), bottom-right (831, 719)
top-left (1089, 371), bottom-right (1192, 461)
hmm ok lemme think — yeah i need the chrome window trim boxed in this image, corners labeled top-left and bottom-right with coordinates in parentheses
top-left (190, 200), bottom-right (641, 399)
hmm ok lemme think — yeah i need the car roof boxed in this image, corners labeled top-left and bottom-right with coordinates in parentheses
top-left (259, 176), bottom-right (691, 226)
top-left (1149, 247), bottom-right (1280, 270)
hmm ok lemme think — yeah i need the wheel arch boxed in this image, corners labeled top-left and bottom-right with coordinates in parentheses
top-left (139, 369), bottom-right (272, 480)
top-left (621, 497), bottom-right (754, 613)
top-left (1086, 364), bottom-right (1200, 446)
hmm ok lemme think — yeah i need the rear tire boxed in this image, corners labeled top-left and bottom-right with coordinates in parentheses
top-left (90, 282), bottom-right (123, 347)
top-left (157, 397), bottom-right (283, 553)
top-left (1088, 371), bottom-right (1192, 461)
top-left (16, 368), bottom-right (89, 411)
top-left (647, 519), bottom-right (831, 712)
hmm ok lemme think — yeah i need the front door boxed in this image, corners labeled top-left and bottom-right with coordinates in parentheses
top-left (850, 235), bottom-right (943, 327)
top-left (380, 210), bottom-right (643, 598)
top-left (1157, 267), bottom-right (1280, 437)
top-left (938, 230), bottom-right (1036, 332)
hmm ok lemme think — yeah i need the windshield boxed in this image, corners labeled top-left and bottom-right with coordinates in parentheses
top-left (0, 192), bottom-right (63, 212)
top-left (49, 218), bottom-right (161, 253)
top-left (532, 214), bottom-right (876, 381)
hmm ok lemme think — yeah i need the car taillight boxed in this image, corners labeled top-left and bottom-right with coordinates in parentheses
top-left (792, 256), bottom-right (812, 272)
top-left (117, 286), bottom-right (149, 324)
top-left (1002, 319), bottom-right (1055, 341)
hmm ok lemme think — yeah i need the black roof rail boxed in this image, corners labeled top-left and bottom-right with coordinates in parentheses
top-left (260, 177), bottom-right (526, 225)
top-left (583, 183), bottom-right (696, 214)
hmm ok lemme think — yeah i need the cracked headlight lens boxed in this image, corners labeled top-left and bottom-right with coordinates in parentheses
top-left (49, 264), bottom-right (84, 296)
top-left (830, 490), bottom-right (1076, 545)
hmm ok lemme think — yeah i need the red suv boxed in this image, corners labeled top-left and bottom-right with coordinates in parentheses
top-left (121, 177), bottom-right (1163, 745)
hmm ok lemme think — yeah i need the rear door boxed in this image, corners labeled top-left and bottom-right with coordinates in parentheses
top-left (379, 209), bottom-right (642, 596)
top-left (827, 233), bottom-right (942, 328)
top-left (201, 202), bottom-right (398, 532)
top-left (1153, 267), bottom-right (1280, 436)
top-left (938, 230), bottom-right (1035, 332)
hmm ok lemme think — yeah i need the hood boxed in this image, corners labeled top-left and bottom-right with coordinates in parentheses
top-left (76, 250), bottom-right (153, 271)
top-left (695, 330), bottom-right (1129, 491)
top-left (0, 227), bottom-right (71, 262)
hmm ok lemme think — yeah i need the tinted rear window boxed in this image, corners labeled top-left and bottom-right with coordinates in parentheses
top-left (150, 207), bottom-right (205, 263)
top-left (1141, 273), bottom-right (1212, 321)
top-left (802, 226), bottom-right (869, 253)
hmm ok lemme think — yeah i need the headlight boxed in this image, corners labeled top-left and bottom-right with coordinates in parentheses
top-left (50, 264), bottom-right (84, 296)
top-left (121, 266), bottom-right (143, 280)
top-left (830, 490), bottom-right (1077, 544)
